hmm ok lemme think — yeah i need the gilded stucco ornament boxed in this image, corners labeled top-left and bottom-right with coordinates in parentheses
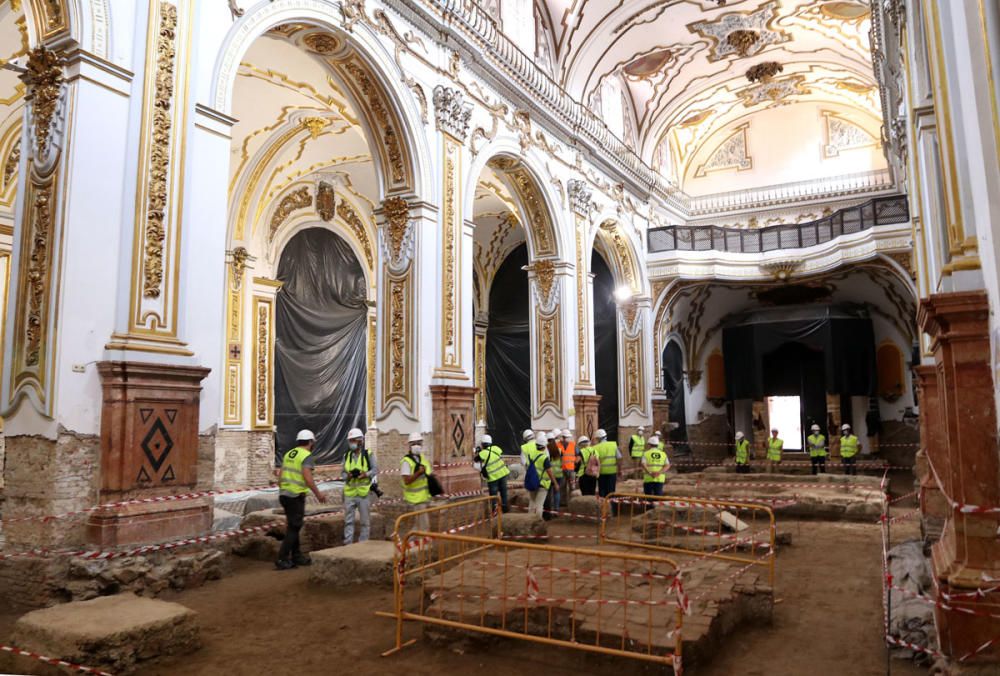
top-left (316, 181), bottom-right (335, 222)
top-left (20, 46), bottom-right (65, 171)
top-left (531, 259), bottom-right (560, 314)
top-left (268, 186), bottom-right (312, 241)
top-left (230, 247), bottom-right (250, 290)
top-left (760, 259), bottom-right (803, 281)
top-left (432, 86), bottom-right (472, 141)
top-left (726, 29), bottom-right (759, 57)
top-left (381, 195), bottom-right (414, 271)
top-left (746, 61), bottom-right (783, 84)
top-left (567, 179), bottom-right (592, 216)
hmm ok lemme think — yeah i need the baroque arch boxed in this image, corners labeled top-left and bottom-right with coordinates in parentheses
top-left (210, 1), bottom-right (428, 201)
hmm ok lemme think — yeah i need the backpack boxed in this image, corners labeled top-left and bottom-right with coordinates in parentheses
top-left (524, 452), bottom-right (541, 491)
top-left (585, 448), bottom-right (601, 478)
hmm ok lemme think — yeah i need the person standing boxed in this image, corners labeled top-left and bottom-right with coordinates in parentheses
top-left (807, 424), bottom-right (827, 475)
top-left (558, 429), bottom-right (576, 503)
top-left (275, 430), bottom-right (327, 570)
top-left (401, 432), bottom-right (433, 532)
top-left (545, 433), bottom-right (562, 520)
top-left (525, 432), bottom-right (558, 518)
top-left (629, 426), bottom-right (647, 478)
top-left (341, 427), bottom-right (376, 545)
top-left (641, 436), bottom-right (669, 497)
top-left (520, 429), bottom-right (536, 464)
top-left (765, 428), bottom-right (783, 474)
top-left (475, 434), bottom-right (510, 512)
top-left (839, 424), bottom-right (861, 475)
top-left (734, 431), bottom-right (751, 474)
top-left (576, 436), bottom-right (597, 496)
top-left (594, 429), bottom-right (621, 498)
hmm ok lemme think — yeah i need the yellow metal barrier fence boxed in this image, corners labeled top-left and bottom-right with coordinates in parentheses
top-left (391, 495), bottom-right (503, 547)
top-left (382, 530), bottom-right (685, 669)
top-left (600, 493), bottom-right (776, 587)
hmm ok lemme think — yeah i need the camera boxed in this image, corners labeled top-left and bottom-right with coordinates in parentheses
top-left (350, 469), bottom-right (362, 479)
top-left (371, 483), bottom-right (384, 498)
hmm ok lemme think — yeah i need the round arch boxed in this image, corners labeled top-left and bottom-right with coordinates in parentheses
top-left (270, 213), bottom-right (377, 297)
top-left (21, 0), bottom-right (111, 58)
top-left (590, 217), bottom-right (644, 295)
top-left (209, 1), bottom-right (430, 201)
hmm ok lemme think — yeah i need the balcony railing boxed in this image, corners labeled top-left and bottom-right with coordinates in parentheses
top-left (682, 169), bottom-right (896, 215)
top-left (647, 194), bottom-right (909, 254)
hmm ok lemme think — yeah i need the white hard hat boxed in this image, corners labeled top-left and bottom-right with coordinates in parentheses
top-left (648, 435), bottom-right (660, 445)
top-left (562, 429), bottom-right (572, 438)
top-left (522, 429), bottom-right (535, 441)
top-left (771, 427), bottom-right (778, 433)
top-left (347, 427), bottom-right (364, 440)
top-left (596, 428), bottom-right (607, 439)
top-left (811, 424), bottom-right (820, 432)
top-left (296, 429), bottom-right (315, 442)
top-left (550, 429), bottom-right (561, 439)
top-left (407, 432), bottom-right (423, 444)
top-left (577, 435), bottom-right (590, 445)
top-left (638, 426), bottom-right (646, 432)
top-left (841, 423), bottom-right (851, 431)
top-left (536, 432), bottom-right (548, 445)
top-left (481, 434), bottom-right (493, 445)
top-left (735, 431), bottom-right (745, 440)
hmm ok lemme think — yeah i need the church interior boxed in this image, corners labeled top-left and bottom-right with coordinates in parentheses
top-left (0, 0), bottom-right (998, 673)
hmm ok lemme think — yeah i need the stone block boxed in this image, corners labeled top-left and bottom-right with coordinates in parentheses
top-left (12, 593), bottom-right (199, 673)
top-left (309, 541), bottom-right (396, 587)
top-left (567, 495), bottom-right (601, 517)
top-left (501, 513), bottom-right (547, 541)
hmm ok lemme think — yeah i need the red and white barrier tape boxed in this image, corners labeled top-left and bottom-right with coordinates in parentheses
top-left (472, 559), bottom-right (679, 583)
top-left (885, 634), bottom-right (945, 659)
top-left (877, 508), bottom-right (921, 525)
top-left (0, 643), bottom-right (114, 675)
top-left (926, 454), bottom-right (1000, 515)
top-left (633, 520), bottom-right (774, 550)
top-left (890, 582), bottom-right (1000, 622)
top-left (682, 479), bottom-right (874, 491)
top-left (501, 533), bottom-right (598, 541)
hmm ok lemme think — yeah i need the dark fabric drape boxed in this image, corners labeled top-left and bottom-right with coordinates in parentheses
top-left (274, 228), bottom-right (367, 464)
top-left (723, 304), bottom-right (876, 401)
top-left (662, 341), bottom-right (687, 442)
top-left (592, 252), bottom-right (619, 440)
top-left (486, 244), bottom-right (530, 455)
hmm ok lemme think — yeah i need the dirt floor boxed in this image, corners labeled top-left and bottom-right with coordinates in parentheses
top-left (0, 477), bottom-right (928, 675)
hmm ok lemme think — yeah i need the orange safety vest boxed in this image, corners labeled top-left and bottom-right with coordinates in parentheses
top-left (557, 440), bottom-right (576, 471)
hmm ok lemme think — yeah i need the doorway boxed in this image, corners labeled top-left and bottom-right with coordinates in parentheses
top-left (766, 396), bottom-right (803, 451)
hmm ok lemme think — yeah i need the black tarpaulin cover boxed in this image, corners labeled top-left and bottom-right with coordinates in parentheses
top-left (592, 251), bottom-right (620, 440)
top-left (274, 228), bottom-right (368, 464)
top-left (485, 244), bottom-right (531, 455)
top-left (722, 304), bottom-right (876, 400)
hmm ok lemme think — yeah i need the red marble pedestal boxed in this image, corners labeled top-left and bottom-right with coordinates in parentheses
top-left (87, 362), bottom-right (211, 547)
top-left (429, 384), bottom-right (481, 495)
top-left (918, 291), bottom-right (1000, 662)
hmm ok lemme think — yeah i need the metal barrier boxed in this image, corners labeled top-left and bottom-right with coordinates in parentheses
top-left (381, 530), bottom-right (685, 669)
top-left (390, 495), bottom-right (503, 547)
top-left (600, 493), bottom-right (776, 587)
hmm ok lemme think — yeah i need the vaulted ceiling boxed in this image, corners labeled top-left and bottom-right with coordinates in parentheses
top-left (538, 0), bottom-right (878, 173)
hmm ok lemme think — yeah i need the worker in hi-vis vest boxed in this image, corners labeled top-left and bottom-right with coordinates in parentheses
top-left (765, 428), bottom-right (783, 474)
top-left (734, 431), bottom-right (751, 474)
top-left (807, 424), bottom-right (827, 475)
top-left (594, 429), bottom-right (621, 498)
top-left (341, 427), bottom-right (376, 546)
top-left (401, 432), bottom-right (433, 532)
top-left (576, 436), bottom-right (597, 496)
top-left (641, 434), bottom-right (669, 497)
top-left (839, 423), bottom-right (861, 475)
top-left (520, 429), bottom-right (536, 465)
top-left (557, 429), bottom-right (576, 504)
top-left (525, 432), bottom-right (558, 519)
top-left (475, 434), bottom-right (510, 513)
top-left (275, 429), bottom-right (327, 570)
top-left (628, 426), bottom-right (647, 477)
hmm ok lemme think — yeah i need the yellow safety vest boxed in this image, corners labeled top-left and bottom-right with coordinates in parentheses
top-left (840, 434), bottom-right (860, 458)
top-left (735, 439), bottom-right (750, 464)
top-left (630, 435), bottom-right (646, 459)
top-left (550, 453), bottom-right (563, 480)
top-left (520, 441), bottom-right (535, 459)
top-left (766, 437), bottom-right (783, 461)
top-left (279, 446), bottom-right (312, 495)
top-left (807, 434), bottom-right (827, 458)
top-left (596, 440), bottom-right (618, 475)
top-left (477, 445), bottom-right (510, 482)
top-left (402, 453), bottom-right (432, 504)
top-left (526, 449), bottom-right (551, 489)
top-left (343, 450), bottom-right (371, 498)
top-left (642, 448), bottom-right (668, 483)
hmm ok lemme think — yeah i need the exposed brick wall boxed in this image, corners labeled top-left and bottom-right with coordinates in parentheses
top-left (2, 431), bottom-right (100, 548)
top-left (213, 430), bottom-right (273, 489)
top-left (686, 414), bottom-right (731, 462)
top-left (375, 429), bottom-right (409, 499)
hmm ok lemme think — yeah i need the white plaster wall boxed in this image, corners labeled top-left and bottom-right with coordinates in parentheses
top-left (683, 102), bottom-right (887, 196)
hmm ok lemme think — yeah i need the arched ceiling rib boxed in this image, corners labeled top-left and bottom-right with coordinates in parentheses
top-left (542, 0), bottom-right (877, 165)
